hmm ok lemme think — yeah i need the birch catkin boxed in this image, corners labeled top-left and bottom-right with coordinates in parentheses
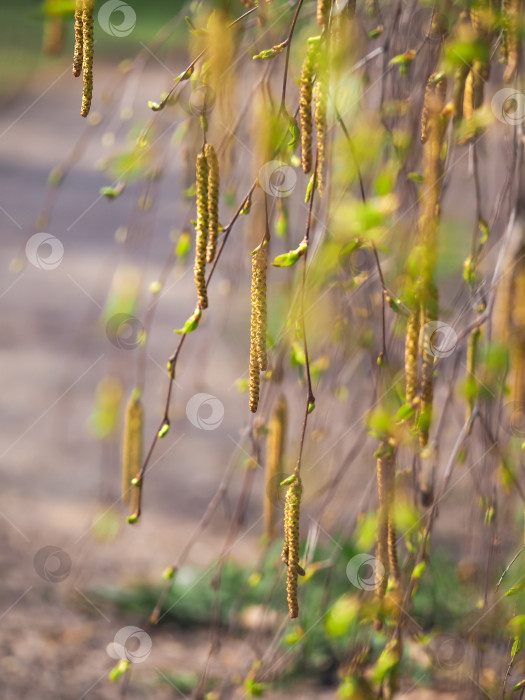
top-left (317, 0), bottom-right (331, 28)
top-left (314, 71), bottom-right (328, 197)
top-left (299, 43), bottom-right (316, 174)
top-left (503, 0), bottom-right (518, 82)
top-left (405, 310), bottom-right (420, 404)
top-left (80, 0), bottom-right (94, 118)
top-left (73, 0), bottom-right (83, 77)
top-left (43, 15), bottom-right (63, 56)
top-left (375, 444), bottom-right (390, 604)
top-left (249, 240), bottom-right (268, 413)
top-left (453, 62), bottom-right (469, 123)
top-left (264, 397), bottom-right (287, 541)
top-left (122, 391), bottom-right (143, 503)
top-left (205, 143), bottom-right (220, 264)
top-left (281, 474), bottom-right (302, 619)
top-left (194, 152), bottom-right (209, 310)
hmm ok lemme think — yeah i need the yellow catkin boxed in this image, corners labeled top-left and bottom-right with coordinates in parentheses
top-left (43, 15), bottom-right (63, 55)
top-left (264, 397), bottom-right (287, 541)
top-left (249, 240), bottom-right (268, 413)
top-left (122, 392), bottom-right (143, 503)
top-left (80, 0), bottom-right (94, 118)
top-left (73, 0), bottom-right (83, 76)
top-left (249, 362), bottom-right (261, 414)
top-left (378, 443), bottom-right (398, 588)
top-left (314, 70), bottom-right (328, 197)
top-left (317, 0), bottom-right (331, 27)
top-left (204, 143), bottom-right (220, 264)
top-left (453, 62), bottom-right (470, 124)
top-left (299, 44), bottom-right (316, 174)
top-left (421, 73), bottom-right (447, 143)
top-left (374, 444), bottom-right (390, 628)
top-left (463, 70), bottom-right (474, 120)
top-left (416, 73), bottom-right (447, 448)
top-left (420, 79), bottom-right (432, 144)
top-left (503, 0), bottom-right (518, 82)
top-left (419, 284), bottom-right (438, 448)
top-left (405, 310), bottom-right (420, 404)
top-left (194, 152), bottom-right (209, 309)
top-left (281, 474), bottom-right (302, 619)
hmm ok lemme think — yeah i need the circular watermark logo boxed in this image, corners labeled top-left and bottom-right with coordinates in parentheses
top-left (106, 313), bottom-right (144, 350)
top-left (33, 546), bottom-right (72, 583)
top-left (491, 89), bottom-right (525, 126)
top-left (185, 84), bottom-right (216, 117)
top-left (186, 393), bottom-right (225, 430)
top-left (258, 161), bottom-right (297, 198)
top-left (107, 626), bottom-right (152, 663)
top-left (98, 0), bottom-right (136, 37)
top-left (25, 232), bottom-right (64, 270)
top-left (431, 634), bottom-right (466, 670)
top-left (501, 401), bottom-right (525, 437)
top-left (346, 553), bottom-right (385, 591)
top-left (420, 321), bottom-right (458, 358)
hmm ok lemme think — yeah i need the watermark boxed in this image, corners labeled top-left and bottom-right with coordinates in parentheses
top-left (98, 0), bottom-right (136, 37)
top-left (25, 233), bottom-right (64, 270)
top-left (33, 546), bottom-right (72, 583)
top-left (491, 88), bottom-right (525, 126)
top-left (346, 553), bottom-right (385, 591)
top-left (106, 313), bottom-right (144, 350)
top-left (501, 401), bottom-right (525, 438)
top-left (186, 393), bottom-right (225, 430)
top-left (430, 634), bottom-right (466, 670)
top-left (420, 321), bottom-right (457, 358)
top-left (107, 626), bottom-right (152, 663)
top-left (186, 84), bottom-right (216, 118)
top-left (258, 161), bottom-right (297, 198)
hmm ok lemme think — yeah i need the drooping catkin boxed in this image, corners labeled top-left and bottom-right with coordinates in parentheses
top-left (503, 0), bottom-right (518, 82)
top-left (384, 446), bottom-right (399, 584)
top-left (453, 62), bottom-right (470, 123)
top-left (416, 74), bottom-right (447, 448)
top-left (317, 0), bottom-right (331, 27)
top-left (314, 69), bottom-right (328, 197)
top-left (122, 391), bottom-right (143, 503)
top-left (204, 143), bottom-right (220, 264)
top-left (463, 69), bottom-right (474, 120)
top-left (375, 444), bottom-right (392, 598)
top-left (73, 0), bottom-right (83, 76)
top-left (80, 0), bottom-right (94, 118)
top-left (405, 310), bottom-right (420, 404)
top-left (299, 43), bottom-right (316, 174)
top-left (421, 73), bottom-right (447, 143)
top-left (194, 152), bottom-right (209, 309)
top-left (249, 362), bottom-right (260, 414)
top-left (419, 283), bottom-right (438, 448)
top-left (43, 15), bottom-right (63, 56)
top-left (281, 474), bottom-right (302, 619)
top-left (249, 240), bottom-right (268, 413)
top-left (420, 79), bottom-right (432, 144)
top-left (264, 397), bottom-right (287, 541)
